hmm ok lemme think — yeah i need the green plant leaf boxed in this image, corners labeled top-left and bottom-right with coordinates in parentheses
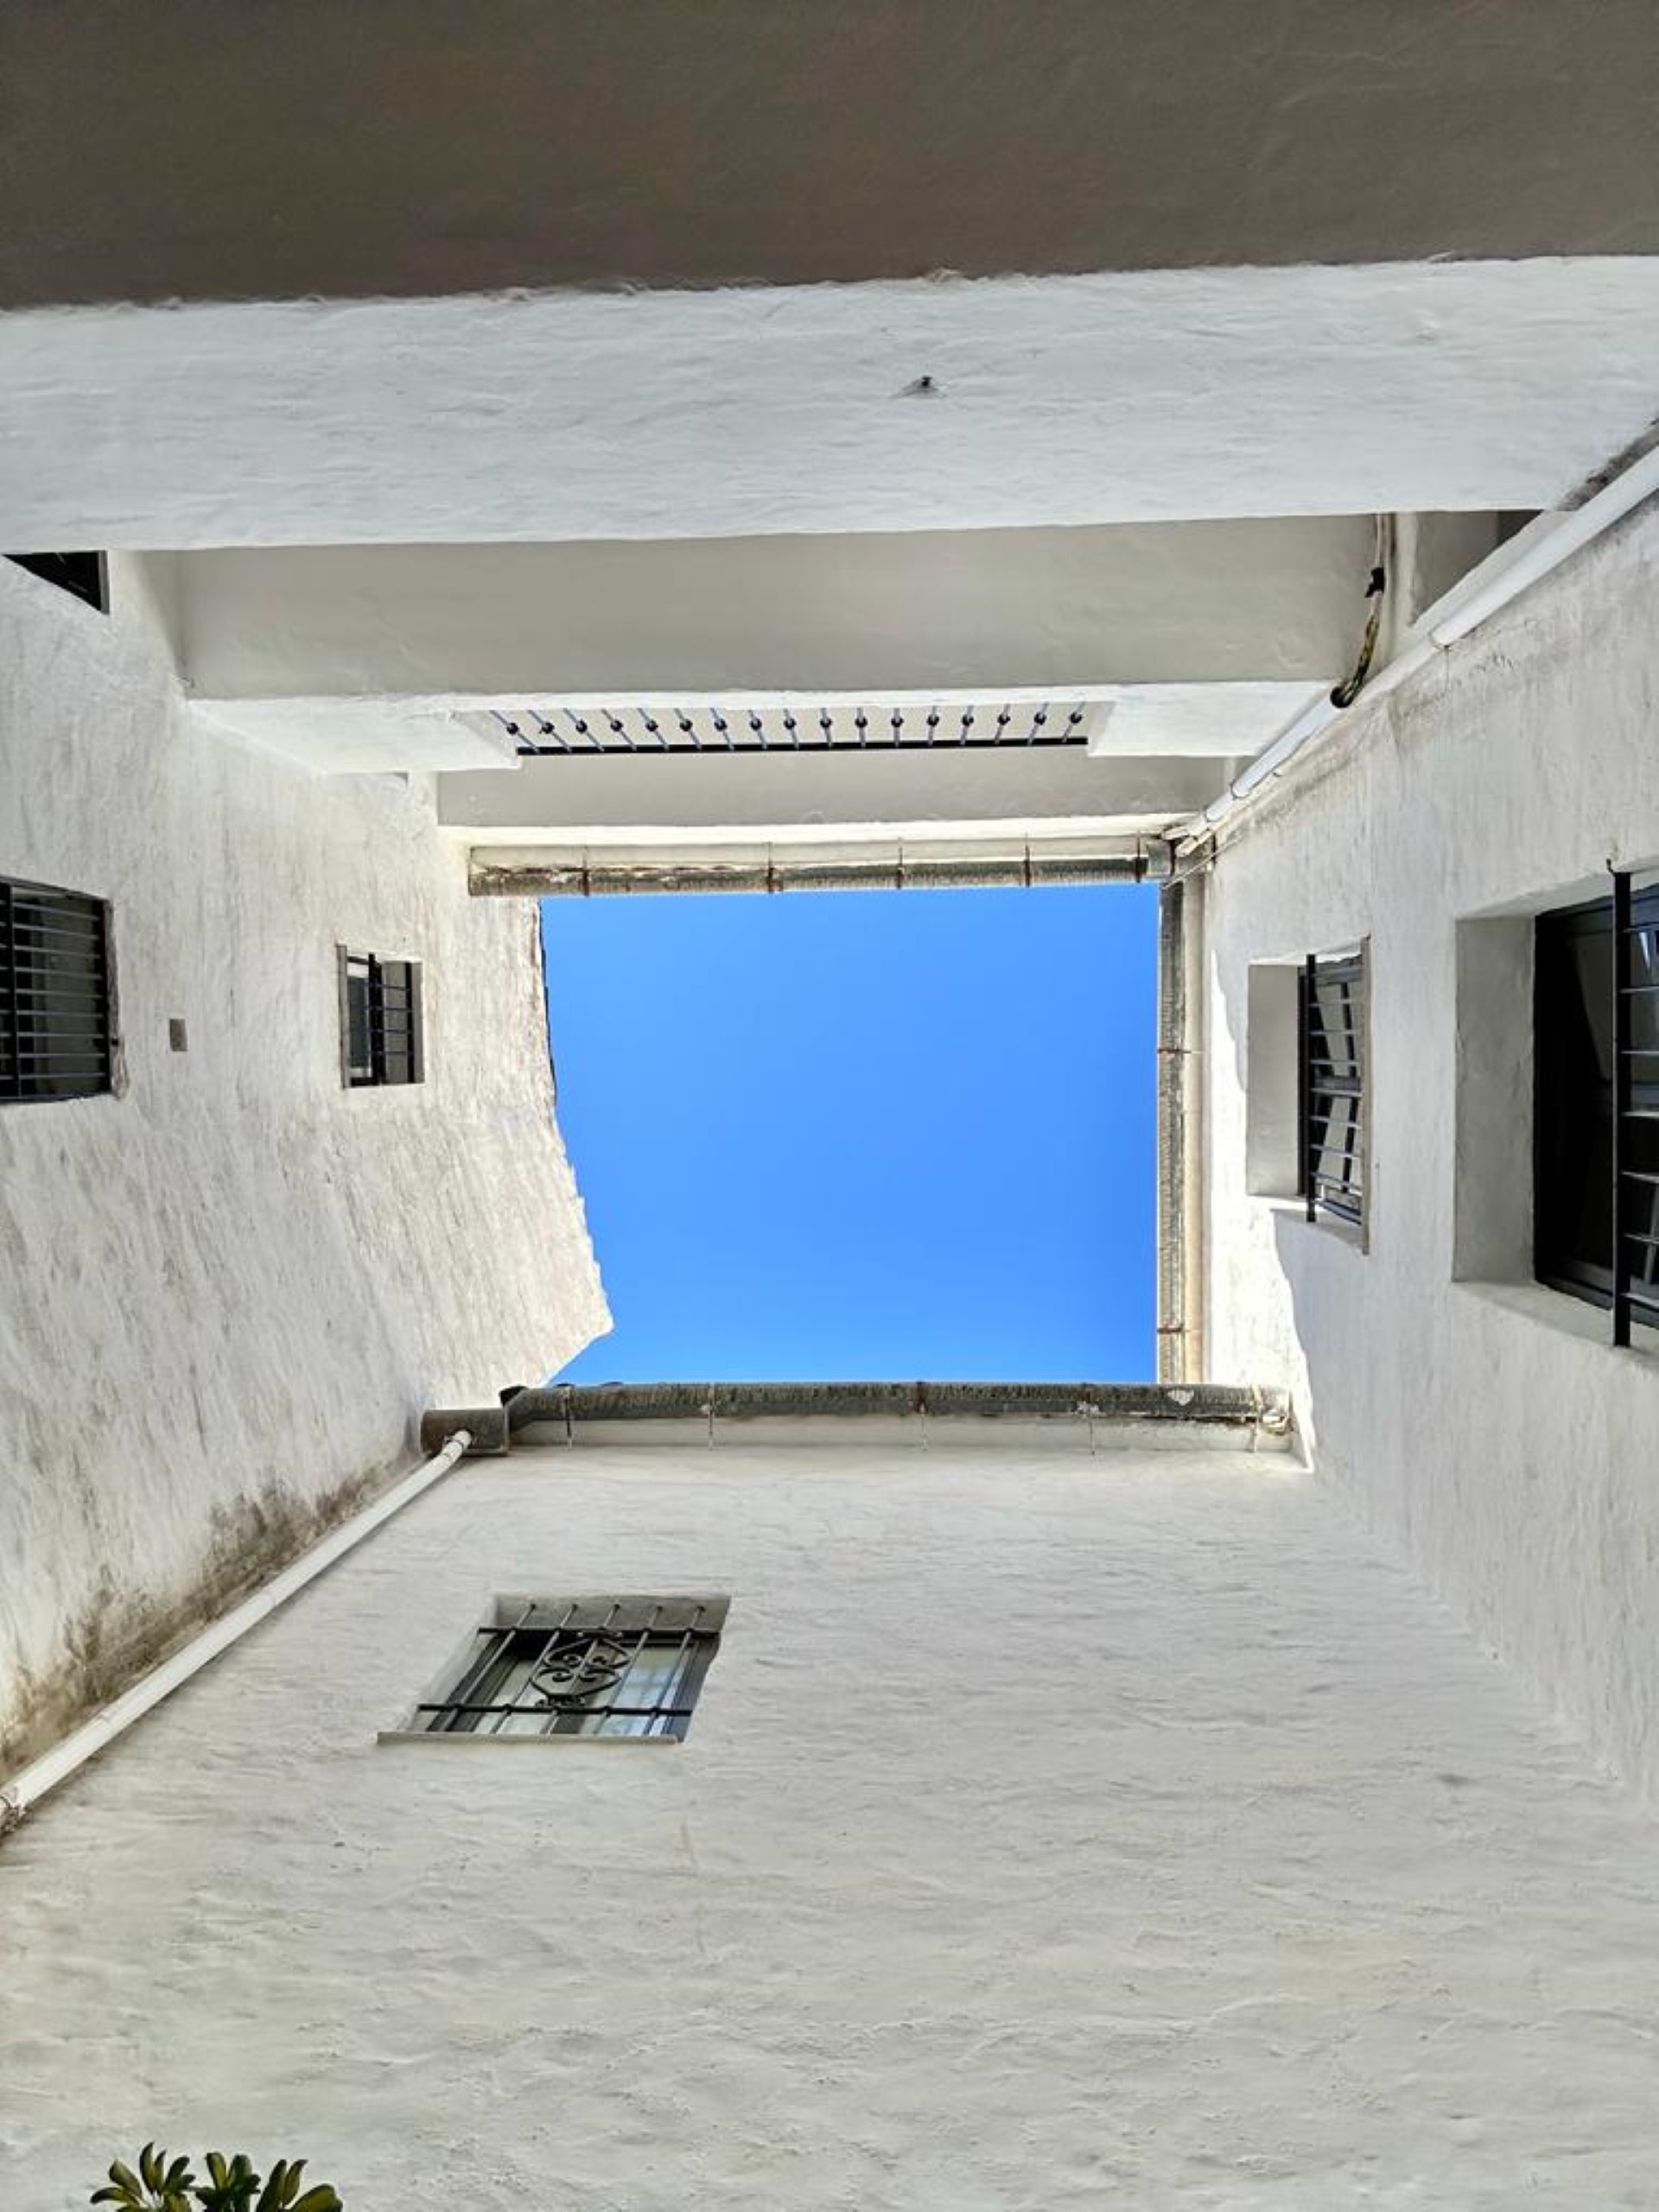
top-left (92, 2145), bottom-right (339, 2212)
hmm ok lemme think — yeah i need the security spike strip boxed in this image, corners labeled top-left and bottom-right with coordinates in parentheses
top-left (496, 700), bottom-right (1101, 753)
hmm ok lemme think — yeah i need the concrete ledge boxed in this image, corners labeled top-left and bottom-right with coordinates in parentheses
top-left (423, 1380), bottom-right (1291, 1455)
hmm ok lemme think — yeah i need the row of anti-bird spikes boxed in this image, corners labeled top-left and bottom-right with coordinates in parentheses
top-left (493, 702), bottom-right (1092, 753)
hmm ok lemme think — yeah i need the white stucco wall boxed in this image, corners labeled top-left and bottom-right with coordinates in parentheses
top-left (0, 556), bottom-right (607, 1775)
top-left (1203, 499), bottom-right (1659, 1799)
top-left (5, 1428), bottom-right (1659, 2209)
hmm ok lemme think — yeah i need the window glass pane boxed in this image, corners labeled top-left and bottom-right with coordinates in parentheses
top-left (1529, 895), bottom-right (1659, 1300)
top-left (1570, 933), bottom-right (1615, 1081)
top-left (344, 957), bottom-right (374, 1083)
top-left (1301, 954), bottom-right (1364, 1221)
top-left (1311, 976), bottom-right (1358, 1078)
top-left (379, 961), bottom-right (416, 1084)
top-left (589, 1643), bottom-right (694, 1738)
top-left (343, 950), bottom-right (419, 1086)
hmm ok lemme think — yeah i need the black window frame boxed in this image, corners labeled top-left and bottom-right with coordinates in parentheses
top-left (401, 1596), bottom-right (728, 1743)
top-left (1299, 948), bottom-right (1366, 1229)
top-left (5, 553), bottom-right (109, 614)
top-left (338, 947), bottom-right (423, 1089)
top-left (1535, 877), bottom-right (1659, 1339)
top-left (0, 874), bottom-right (116, 1105)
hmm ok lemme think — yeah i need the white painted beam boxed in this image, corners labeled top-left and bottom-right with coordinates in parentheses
top-left (177, 519), bottom-right (1368, 699)
top-left (6, 263), bottom-right (1659, 548)
top-left (435, 747), bottom-right (1228, 840)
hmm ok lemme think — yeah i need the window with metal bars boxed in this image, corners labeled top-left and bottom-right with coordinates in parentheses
top-left (339, 949), bottom-right (423, 1088)
top-left (1299, 950), bottom-right (1366, 1227)
top-left (1, 875), bottom-right (115, 1104)
top-left (5, 553), bottom-right (108, 613)
top-left (403, 1596), bottom-right (727, 1741)
top-left (1535, 877), bottom-right (1659, 1339)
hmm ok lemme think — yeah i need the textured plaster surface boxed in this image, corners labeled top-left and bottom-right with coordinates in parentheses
top-left (179, 521), bottom-right (1371, 696)
top-left (0, 557), bottom-right (607, 1774)
top-left (437, 745), bottom-right (1230, 842)
top-left (5, 1437), bottom-right (1659, 2209)
top-left (1204, 499), bottom-right (1659, 1799)
top-left (180, 518), bottom-right (1359, 787)
top-left (6, 263), bottom-right (1659, 549)
top-left (4, 1), bottom-right (1658, 306)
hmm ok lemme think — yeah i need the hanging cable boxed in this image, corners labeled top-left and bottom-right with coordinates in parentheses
top-left (1329, 514), bottom-right (1389, 709)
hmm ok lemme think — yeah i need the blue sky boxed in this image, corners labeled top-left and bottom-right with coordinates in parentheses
top-left (542, 883), bottom-right (1157, 1382)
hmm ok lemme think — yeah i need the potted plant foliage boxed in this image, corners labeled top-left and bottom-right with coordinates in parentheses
top-left (90, 2145), bottom-right (341, 2212)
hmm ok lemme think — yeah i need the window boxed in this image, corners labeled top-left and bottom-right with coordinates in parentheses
top-left (1, 875), bottom-right (115, 1103)
top-left (403, 1597), bottom-right (727, 1741)
top-left (339, 949), bottom-right (423, 1087)
top-left (1300, 949), bottom-right (1366, 1226)
top-left (1243, 963), bottom-right (1302, 1198)
top-left (5, 553), bottom-right (108, 613)
top-left (1535, 878), bottom-right (1659, 1338)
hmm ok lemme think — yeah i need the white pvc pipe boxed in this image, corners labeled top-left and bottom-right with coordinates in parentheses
top-left (1428, 442), bottom-right (1659, 645)
top-left (0, 1428), bottom-right (473, 1829)
top-left (1193, 439), bottom-right (1659, 841)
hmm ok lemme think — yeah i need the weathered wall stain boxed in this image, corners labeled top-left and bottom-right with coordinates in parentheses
top-left (0, 556), bottom-right (608, 1781)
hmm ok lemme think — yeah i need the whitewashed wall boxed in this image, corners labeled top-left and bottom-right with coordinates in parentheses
top-left (0, 556), bottom-right (606, 1776)
top-left (3, 1429), bottom-right (1658, 2209)
top-left (1204, 500), bottom-right (1659, 1798)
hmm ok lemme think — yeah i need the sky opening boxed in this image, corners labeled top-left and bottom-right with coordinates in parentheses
top-left (542, 881), bottom-right (1157, 1382)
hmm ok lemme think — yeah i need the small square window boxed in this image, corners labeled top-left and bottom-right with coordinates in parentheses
top-left (397, 1596), bottom-right (728, 1742)
top-left (1, 874), bottom-right (116, 1104)
top-left (1300, 949), bottom-right (1366, 1227)
top-left (338, 947), bottom-right (423, 1087)
top-left (5, 553), bottom-right (108, 613)
top-left (1535, 880), bottom-right (1659, 1332)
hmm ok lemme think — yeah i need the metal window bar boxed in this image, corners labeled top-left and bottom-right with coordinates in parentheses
top-left (342, 950), bottom-right (423, 1088)
top-left (0, 876), bottom-right (113, 1105)
top-left (1300, 950), bottom-right (1364, 1226)
top-left (416, 1601), bottom-right (721, 1741)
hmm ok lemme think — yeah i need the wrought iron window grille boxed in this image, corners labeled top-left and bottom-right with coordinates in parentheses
top-left (397, 1596), bottom-right (728, 1742)
top-left (338, 949), bottom-right (423, 1088)
top-left (1299, 949), bottom-right (1366, 1228)
top-left (0, 874), bottom-right (115, 1105)
top-left (1535, 870), bottom-right (1659, 1344)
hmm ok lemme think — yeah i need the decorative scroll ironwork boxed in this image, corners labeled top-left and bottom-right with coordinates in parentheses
top-left (526, 1630), bottom-right (633, 1712)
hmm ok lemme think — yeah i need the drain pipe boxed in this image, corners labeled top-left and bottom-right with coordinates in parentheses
top-left (477, 844), bottom-right (1167, 899)
top-left (0, 1429), bottom-right (472, 1834)
top-left (1156, 877), bottom-right (1190, 1383)
top-left (1187, 435), bottom-right (1659, 852)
